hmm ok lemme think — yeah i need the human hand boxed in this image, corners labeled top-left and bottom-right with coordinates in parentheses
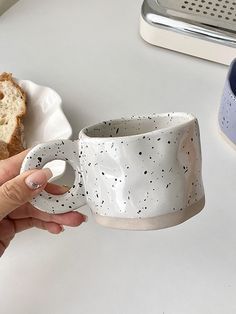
top-left (0, 150), bottom-right (87, 257)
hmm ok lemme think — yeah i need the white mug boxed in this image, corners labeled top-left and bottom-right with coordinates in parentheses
top-left (21, 112), bottom-right (205, 230)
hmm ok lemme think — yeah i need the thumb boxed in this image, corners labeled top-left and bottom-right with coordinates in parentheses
top-left (0, 168), bottom-right (52, 220)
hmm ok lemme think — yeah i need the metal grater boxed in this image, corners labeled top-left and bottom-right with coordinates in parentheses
top-left (140, 0), bottom-right (236, 64)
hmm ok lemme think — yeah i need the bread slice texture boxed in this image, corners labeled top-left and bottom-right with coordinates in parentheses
top-left (0, 73), bottom-right (26, 159)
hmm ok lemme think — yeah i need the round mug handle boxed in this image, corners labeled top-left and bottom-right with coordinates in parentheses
top-left (20, 140), bottom-right (86, 214)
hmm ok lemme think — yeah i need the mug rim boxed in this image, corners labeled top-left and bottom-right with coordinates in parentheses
top-left (227, 58), bottom-right (236, 98)
top-left (79, 112), bottom-right (197, 141)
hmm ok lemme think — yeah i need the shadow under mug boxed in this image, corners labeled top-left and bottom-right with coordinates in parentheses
top-left (21, 112), bottom-right (205, 230)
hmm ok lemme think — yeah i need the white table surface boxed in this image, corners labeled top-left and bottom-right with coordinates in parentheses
top-left (0, 0), bottom-right (236, 313)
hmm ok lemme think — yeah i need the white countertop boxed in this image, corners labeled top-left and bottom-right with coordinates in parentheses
top-left (0, 0), bottom-right (236, 313)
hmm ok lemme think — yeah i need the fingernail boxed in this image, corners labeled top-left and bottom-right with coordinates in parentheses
top-left (60, 225), bottom-right (65, 232)
top-left (83, 215), bottom-right (88, 222)
top-left (25, 168), bottom-right (53, 190)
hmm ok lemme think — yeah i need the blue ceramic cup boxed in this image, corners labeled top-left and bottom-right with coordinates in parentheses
top-left (219, 59), bottom-right (236, 146)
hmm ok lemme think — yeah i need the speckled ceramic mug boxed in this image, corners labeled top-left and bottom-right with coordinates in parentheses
top-left (219, 58), bottom-right (236, 148)
top-left (21, 112), bottom-right (205, 230)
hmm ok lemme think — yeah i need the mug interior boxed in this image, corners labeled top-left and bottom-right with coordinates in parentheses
top-left (83, 113), bottom-right (194, 138)
top-left (229, 60), bottom-right (236, 96)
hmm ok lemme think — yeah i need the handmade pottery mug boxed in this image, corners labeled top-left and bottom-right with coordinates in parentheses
top-left (219, 58), bottom-right (236, 148)
top-left (21, 112), bottom-right (205, 230)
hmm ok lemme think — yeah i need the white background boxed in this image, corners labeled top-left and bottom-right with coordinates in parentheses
top-left (0, 0), bottom-right (236, 313)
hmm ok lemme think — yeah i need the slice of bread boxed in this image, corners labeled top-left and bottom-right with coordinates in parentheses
top-left (0, 73), bottom-right (26, 160)
top-left (0, 140), bottom-right (9, 160)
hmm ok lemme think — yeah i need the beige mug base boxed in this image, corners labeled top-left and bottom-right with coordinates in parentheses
top-left (218, 127), bottom-right (236, 151)
top-left (94, 197), bottom-right (205, 231)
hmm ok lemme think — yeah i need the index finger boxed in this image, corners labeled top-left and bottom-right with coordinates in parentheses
top-left (0, 149), bottom-right (30, 185)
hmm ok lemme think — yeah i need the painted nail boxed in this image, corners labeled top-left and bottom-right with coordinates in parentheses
top-left (25, 168), bottom-right (53, 190)
top-left (83, 215), bottom-right (88, 222)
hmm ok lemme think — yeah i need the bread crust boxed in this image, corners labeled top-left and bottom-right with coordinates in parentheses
top-left (8, 118), bottom-right (25, 156)
top-left (0, 72), bottom-right (26, 117)
top-left (0, 140), bottom-right (9, 160)
top-left (0, 72), bottom-right (27, 158)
